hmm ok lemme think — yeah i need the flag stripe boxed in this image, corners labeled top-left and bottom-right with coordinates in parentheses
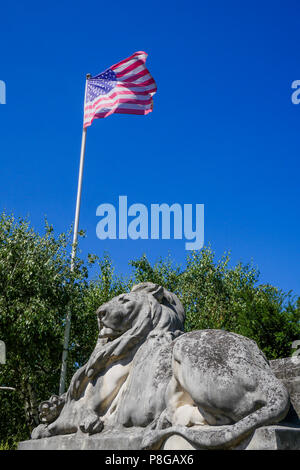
top-left (85, 86), bottom-right (153, 112)
top-left (117, 82), bottom-right (157, 93)
top-left (83, 51), bottom-right (156, 127)
top-left (84, 105), bottom-right (152, 127)
top-left (94, 103), bottom-right (152, 118)
top-left (122, 70), bottom-right (150, 83)
top-left (84, 88), bottom-right (151, 111)
top-left (90, 102), bottom-right (152, 118)
top-left (121, 66), bottom-right (148, 82)
top-left (115, 60), bottom-right (145, 78)
top-left (124, 77), bottom-right (156, 87)
top-left (110, 51), bottom-right (147, 72)
top-left (84, 98), bottom-right (153, 118)
top-left (84, 101), bottom-right (153, 121)
top-left (85, 98), bottom-right (151, 115)
top-left (95, 108), bottom-right (152, 118)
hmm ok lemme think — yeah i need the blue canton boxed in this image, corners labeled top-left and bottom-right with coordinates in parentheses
top-left (86, 69), bottom-right (117, 102)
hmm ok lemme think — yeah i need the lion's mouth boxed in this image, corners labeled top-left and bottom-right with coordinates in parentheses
top-left (98, 323), bottom-right (123, 340)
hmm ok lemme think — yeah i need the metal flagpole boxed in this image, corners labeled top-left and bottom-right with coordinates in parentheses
top-left (59, 73), bottom-right (91, 395)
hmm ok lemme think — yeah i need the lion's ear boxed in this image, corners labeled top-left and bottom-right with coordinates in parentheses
top-left (150, 285), bottom-right (164, 302)
top-left (131, 282), bottom-right (164, 303)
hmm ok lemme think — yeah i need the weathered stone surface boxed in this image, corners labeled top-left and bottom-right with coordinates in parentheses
top-left (24, 283), bottom-right (295, 450)
top-left (270, 357), bottom-right (300, 420)
top-left (245, 425), bottom-right (300, 450)
top-left (19, 425), bottom-right (300, 450)
top-left (139, 329), bottom-right (290, 450)
top-left (19, 428), bottom-right (143, 451)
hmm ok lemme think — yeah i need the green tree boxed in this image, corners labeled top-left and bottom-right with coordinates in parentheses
top-left (130, 253), bottom-right (181, 293)
top-left (0, 214), bottom-right (91, 444)
top-left (130, 247), bottom-right (300, 360)
top-left (71, 254), bottom-right (130, 367)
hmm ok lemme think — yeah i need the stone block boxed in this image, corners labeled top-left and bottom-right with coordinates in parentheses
top-left (18, 425), bottom-right (300, 450)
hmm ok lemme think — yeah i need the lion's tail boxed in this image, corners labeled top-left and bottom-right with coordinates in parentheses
top-left (145, 377), bottom-right (290, 450)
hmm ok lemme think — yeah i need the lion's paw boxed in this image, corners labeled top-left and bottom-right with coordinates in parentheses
top-left (79, 412), bottom-right (104, 435)
top-left (31, 424), bottom-right (52, 440)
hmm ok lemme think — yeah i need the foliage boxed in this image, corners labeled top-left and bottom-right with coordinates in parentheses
top-left (70, 254), bottom-right (131, 368)
top-left (0, 213), bottom-right (91, 443)
top-left (131, 248), bottom-right (300, 359)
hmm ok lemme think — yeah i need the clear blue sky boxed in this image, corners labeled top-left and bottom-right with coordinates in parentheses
top-left (1, 0), bottom-right (299, 297)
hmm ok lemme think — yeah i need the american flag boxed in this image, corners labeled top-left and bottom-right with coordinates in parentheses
top-left (83, 51), bottom-right (157, 128)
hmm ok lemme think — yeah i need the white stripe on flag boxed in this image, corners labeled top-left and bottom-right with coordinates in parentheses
top-left (112, 58), bottom-right (139, 74)
top-left (85, 91), bottom-right (151, 111)
top-left (117, 83), bottom-right (156, 92)
top-left (119, 64), bottom-right (146, 80)
top-left (85, 101), bottom-right (152, 118)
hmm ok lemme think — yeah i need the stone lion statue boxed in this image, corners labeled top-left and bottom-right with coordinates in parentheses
top-left (32, 282), bottom-right (290, 450)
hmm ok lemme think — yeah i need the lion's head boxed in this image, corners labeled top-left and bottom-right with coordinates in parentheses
top-left (96, 282), bottom-right (185, 345)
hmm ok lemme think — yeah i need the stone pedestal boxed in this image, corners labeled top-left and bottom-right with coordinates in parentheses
top-left (18, 428), bottom-right (143, 450)
top-left (244, 425), bottom-right (300, 450)
top-left (18, 425), bottom-right (300, 450)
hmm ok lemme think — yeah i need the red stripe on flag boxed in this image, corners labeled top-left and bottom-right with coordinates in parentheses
top-left (114, 107), bottom-right (152, 115)
top-left (84, 98), bottom-right (153, 118)
top-left (94, 107), bottom-right (152, 118)
top-left (115, 60), bottom-right (145, 78)
top-left (83, 104), bottom-right (152, 127)
top-left (110, 51), bottom-right (147, 71)
top-left (123, 78), bottom-right (156, 87)
top-left (122, 68), bottom-right (149, 83)
top-left (116, 84), bottom-right (155, 95)
top-left (84, 91), bottom-right (152, 112)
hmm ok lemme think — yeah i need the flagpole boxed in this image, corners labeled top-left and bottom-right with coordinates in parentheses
top-left (59, 73), bottom-right (91, 395)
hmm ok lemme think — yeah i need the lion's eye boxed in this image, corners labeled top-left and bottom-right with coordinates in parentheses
top-left (120, 297), bottom-right (130, 304)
